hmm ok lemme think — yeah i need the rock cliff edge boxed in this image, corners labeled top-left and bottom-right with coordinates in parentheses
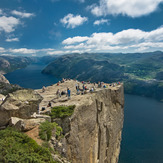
top-left (37, 80), bottom-right (124, 163)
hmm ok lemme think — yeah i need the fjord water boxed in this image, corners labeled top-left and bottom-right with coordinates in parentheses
top-left (4, 63), bottom-right (163, 163)
top-left (119, 94), bottom-right (163, 163)
top-left (5, 62), bottom-right (59, 89)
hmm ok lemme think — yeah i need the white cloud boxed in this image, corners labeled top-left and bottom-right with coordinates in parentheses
top-left (62, 36), bottom-right (89, 44)
top-left (89, 0), bottom-right (163, 17)
top-left (6, 37), bottom-right (19, 42)
top-left (9, 48), bottom-right (37, 54)
top-left (61, 26), bottom-right (163, 53)
top-left (0, 47), bottom-right (6, 53)
top-left (0, 47), bottom-right (67, 56)
top-left (47, 50), bottom-right (65, 55)
top-left (60, 14), bottom-right (88, 28)
top-left (7, 48), bottom-right (59, 55)
top-left (0, 16), bottom-right (20, 33)
top-left (0, 9), bottom-right (3, 15)
top-left (11, 10), bottom-right (35, 18)
top-left (94, 19), bottom-right (109, 25)
top-left (0, 53), bottom-right (13, 56)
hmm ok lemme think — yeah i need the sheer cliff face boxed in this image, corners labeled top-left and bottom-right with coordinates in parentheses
top-left (65, 85), bottom-right (124, 163)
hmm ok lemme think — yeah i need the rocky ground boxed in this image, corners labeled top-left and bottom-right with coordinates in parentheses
top-left (36, 79), bottom-right (122, 112)
top-left (0, 79), bottom-right (123, 163)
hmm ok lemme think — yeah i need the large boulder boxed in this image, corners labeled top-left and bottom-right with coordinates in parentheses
top-left (0, 89), bottom-right (43, 127)
top-left (9, 117), bottom-right (46, 131)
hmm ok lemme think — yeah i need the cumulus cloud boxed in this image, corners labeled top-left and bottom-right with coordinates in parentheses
top-left (7, 48), bottom-right (62, 55)
top-left (89, 0), bottom-right (163, 17)
top-left (11, 10), bottom-right (35, 18)
top-left (47, 50), bottom-right (65, 55)
top-left (0, 16), bottom-right (20, 33)
top-left (62, 36), bottom-right (89, 44)
top-left (6, 37), bottom-right (19, 42)
top-left (9, 48), bottom-right (37, 54)
top-left (62, 26), bottom-right (163, 53)
top-left (0, 47), bottom-right (68, 56)
top-left (94, 19), bottom-right (109, 25)
top-left (60, 14), bottom-right (88, 28)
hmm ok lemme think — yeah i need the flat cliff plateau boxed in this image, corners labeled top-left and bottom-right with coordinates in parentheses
top-left (36, 80), bottom-right (124, 163)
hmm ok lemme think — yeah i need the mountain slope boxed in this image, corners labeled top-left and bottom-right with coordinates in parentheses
top-left (0, 56), bottom-right (33, 74)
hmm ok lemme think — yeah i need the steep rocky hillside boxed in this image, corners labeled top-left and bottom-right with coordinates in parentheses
top-left (42, 54), bottom-right (124, 83)
top-left (0, 56), bottom-right (34, 95)
top-left (0, 56), bottom-right (33, 74)
top-left (0, 74), bottom-right (22, 95)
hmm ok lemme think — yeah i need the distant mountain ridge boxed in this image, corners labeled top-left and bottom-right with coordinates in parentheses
top-left (42, 51), bottom-right (163, 101)
top-left (0, 56), bottom-right (33, 74)
top-left (0, 56), bottom-right (34, 95)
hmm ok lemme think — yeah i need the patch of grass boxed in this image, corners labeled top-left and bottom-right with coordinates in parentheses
top-left (0, 127), bottom-right (55, 163)
top-left (39, 121), bottom-right (62, 141)
top-left (50, 105), bottom-right (75, 119)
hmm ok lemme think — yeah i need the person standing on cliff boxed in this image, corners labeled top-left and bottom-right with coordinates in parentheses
top-left (67, 88), bottom-right (71, 99)
top-left (56, 89), bottom-right (61, 98)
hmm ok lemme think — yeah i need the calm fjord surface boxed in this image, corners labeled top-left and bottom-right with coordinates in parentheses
top-left (5, 63), bottom-right (163, 163)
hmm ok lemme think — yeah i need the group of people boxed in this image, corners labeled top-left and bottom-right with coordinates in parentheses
top-left (41, 80), bottom-right (121, 111)
top-left (75, 82), bottom-right (96, 95)
top-left (57, 78), bottom-right (72, 86)
top-left (56, 87), bottom-right (71, 99)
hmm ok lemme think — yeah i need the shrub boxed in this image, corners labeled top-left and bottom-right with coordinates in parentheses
top-left (0, 128), bottom-right (55, 163)
top-left (50, 105), bottom-right (75, 119)
top-left (39, 121), bottom-right (62, 141)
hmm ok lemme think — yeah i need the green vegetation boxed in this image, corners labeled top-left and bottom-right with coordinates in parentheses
top-left (39, 121), bottom-right (62, 141)
top-left (49, 105), bottom-right (75, 119)
top-left (0, 128), bottom-right (55, 163)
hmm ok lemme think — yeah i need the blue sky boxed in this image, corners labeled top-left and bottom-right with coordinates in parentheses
top-left (0, 0), bottom-right (163, 56)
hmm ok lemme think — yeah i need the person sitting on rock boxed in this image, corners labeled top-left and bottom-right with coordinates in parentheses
top-left (90, 87), bottom-right (94, 93)
top-left (61, 91), bottom-right (66, 95)
top-left (42, 86), bottom-right (46, 92)
top-left (47, 101), bottom-right (52, 107)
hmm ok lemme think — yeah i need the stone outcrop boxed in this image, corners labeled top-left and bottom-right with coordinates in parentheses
top-left (0, 74), bottom-right (9, 84)
top-left (37, 80), bottom-right (124, 163)
top-left (0, 89), bottom-right (43, 127)
top-left (9, 117), bottom-right (46, 131)
top-left (0, 94), bottom-right (5, 105)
